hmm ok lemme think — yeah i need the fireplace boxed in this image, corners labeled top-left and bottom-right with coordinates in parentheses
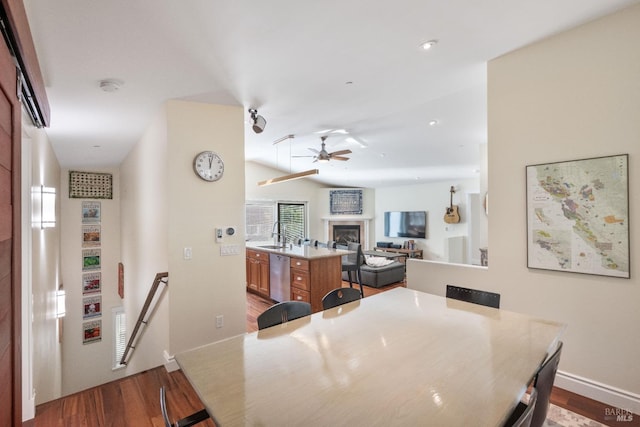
top-left (325, 218), bottom-right (370, 248)
top-left (333, 224), bottom-right (361, 246)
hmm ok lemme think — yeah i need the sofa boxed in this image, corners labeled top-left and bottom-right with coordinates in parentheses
top-left (342, 258), bottom-right (405, 288)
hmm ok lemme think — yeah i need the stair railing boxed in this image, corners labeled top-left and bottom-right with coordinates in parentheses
top-left (119, 272), bottom-right (168, 366)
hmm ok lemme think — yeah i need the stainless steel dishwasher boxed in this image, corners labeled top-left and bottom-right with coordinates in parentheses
top-left (269, 254), bottom-right (290, 302)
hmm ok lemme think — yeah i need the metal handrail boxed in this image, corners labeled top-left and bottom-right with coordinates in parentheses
top-left (119, 272), bottom-right (168, 366)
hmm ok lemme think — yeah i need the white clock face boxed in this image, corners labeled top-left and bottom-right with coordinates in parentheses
top-left (193, 151), bottom-right (224, 182)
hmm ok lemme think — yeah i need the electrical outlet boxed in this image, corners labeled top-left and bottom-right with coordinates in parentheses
top-left (216, 315), bottom-right (224, 328)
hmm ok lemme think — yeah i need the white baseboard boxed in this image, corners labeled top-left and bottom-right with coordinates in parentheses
top-left (556, 370), bottom-right (640, 415)
top-left (163, 350), bottom-right (180, 372)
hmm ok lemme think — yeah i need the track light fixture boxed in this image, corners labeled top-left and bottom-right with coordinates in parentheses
top-left (248, 108), bottom-right (266, 133)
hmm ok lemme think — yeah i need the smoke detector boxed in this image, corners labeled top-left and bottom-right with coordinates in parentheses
top-left (99, 79), bottom-right (123, 93)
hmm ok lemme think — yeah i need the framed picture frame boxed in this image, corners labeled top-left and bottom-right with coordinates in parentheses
top-left (330, 189), bottom-right (363, 215)
top-left (81, 201), bottom-right (101, 223)
top-left (70, 171), bottom-right (113, 199)
top-left (82, 272), bottom-right (101, 294)
top-left (83, 320), bottom-right (102, 344)
top-left (83, 295), bottom-right (102, 318)
top-left (526, 154), bottom-right (629, 278)
top-left (82, 249), bottom-right (101, 271)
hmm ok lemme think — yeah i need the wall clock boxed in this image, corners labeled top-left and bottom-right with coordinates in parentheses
top-left (193, 151), bottom-right (224, 182)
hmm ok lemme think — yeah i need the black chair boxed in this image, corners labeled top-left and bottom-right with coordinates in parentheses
top-left (322, 287), bottom-right (362, 310)
top-left (446, 284), bottom-right (500, 308)
top-left (503, 388), bottom-right (538, 427)
top-left (341, 242), bottom-right (364, 297)
top-left (257, 301), bottom-right (312, 330)
top-left (160, 386), bottom-right (210, 427)
top-left (505, 341), bottom-right (563, 427)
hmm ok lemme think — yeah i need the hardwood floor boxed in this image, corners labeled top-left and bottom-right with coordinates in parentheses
top-left (35, 280), bottom-right (637, 426)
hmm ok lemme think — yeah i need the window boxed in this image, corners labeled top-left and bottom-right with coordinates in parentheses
top-left (278, 203), bottom-right (306, 242)
top-left (245, 201), bottom-right (307, 242)
top-left (112, 307), bottom-right (126, 370)
top-left (245, 202), bottom-right (275, 241)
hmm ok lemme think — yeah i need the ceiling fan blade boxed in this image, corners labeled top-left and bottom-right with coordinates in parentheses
top-left (329, 149), bottom-right (352, 156)
top-left (308, 148), bottom-right (319, 154)
top-left (291, 155), bottom-right (314, 158)
top-left (331, 156), bottom-right (350, 161)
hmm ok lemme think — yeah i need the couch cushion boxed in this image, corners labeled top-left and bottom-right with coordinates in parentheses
top-left (364, 255), bottom-right (395, 268)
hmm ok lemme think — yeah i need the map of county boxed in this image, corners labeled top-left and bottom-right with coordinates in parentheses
top-left (526, 155), bottom-right (628, 278)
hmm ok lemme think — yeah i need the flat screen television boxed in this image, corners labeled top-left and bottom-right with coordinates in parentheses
top-left (384, 211), bottom-right (427, 238)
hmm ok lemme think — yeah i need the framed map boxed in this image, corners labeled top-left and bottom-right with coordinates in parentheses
top-left (526, 154), bottom-right (629, 278)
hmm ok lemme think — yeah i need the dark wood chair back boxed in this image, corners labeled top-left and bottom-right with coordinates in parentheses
top-left (257, 301), bottom-right (312, 330)
top-left (322, 287), bottom-right (362, 310)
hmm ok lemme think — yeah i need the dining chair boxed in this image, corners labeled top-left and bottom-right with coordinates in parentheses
top-left (446, 284), bottom-right (500, 308)
top-left (341, 242), bottom-right (364, 297)
top-left (257, 301), bottom-right (312, 330)
top-left (503, 388), bottom-right (538, 427)
top-left (528, 341), bottom-right (563, 427)
top-left (504, 341), bottom-right (563, 427)
top-left (160, 386), bottom-right (210, 427)
top-left (322, 287), bottom-right (362, 310)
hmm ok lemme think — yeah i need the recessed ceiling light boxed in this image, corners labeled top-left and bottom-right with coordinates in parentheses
top-left (429, 119), bottom-right (439, 126)
top-left (420, 39), bottom-right (438, 50)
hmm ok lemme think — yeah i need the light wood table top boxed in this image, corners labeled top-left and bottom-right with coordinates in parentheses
top-left (176, 287), bottom-right (565, 426)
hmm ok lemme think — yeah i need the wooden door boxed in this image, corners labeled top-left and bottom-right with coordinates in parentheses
top-left (0, 30), bottom-right (21, 426)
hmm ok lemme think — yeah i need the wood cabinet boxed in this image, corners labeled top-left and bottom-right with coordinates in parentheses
top-left (246, 249), bottom-right (269, 297)
top-left (290, 256), bottom-right (341, 313)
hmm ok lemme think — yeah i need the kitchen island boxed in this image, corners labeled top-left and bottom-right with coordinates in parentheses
top-left (246, 243), bottom-right (352, 313)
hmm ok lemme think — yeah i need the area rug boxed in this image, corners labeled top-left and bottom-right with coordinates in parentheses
top-left (545, 403), bottom-right (605, 427)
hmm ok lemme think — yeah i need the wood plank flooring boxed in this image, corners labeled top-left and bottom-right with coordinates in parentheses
top-left (35, 280), bottom-right (637, 426)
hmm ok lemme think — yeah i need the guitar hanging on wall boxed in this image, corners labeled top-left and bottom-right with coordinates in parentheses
top-left (444, 186), bottom-right (461, 224)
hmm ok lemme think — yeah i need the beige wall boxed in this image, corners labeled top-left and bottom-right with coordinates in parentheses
top-left (119, 105), bottom-right (170, 373)
top-left (245, 161), bottom-right (331, 240)
top-left (408, 4), bottom-right (640, 411)
top-left (167, 101), bottom-right (247, 355)
top-left (59, 168), bottom-right (125, 395)
top-left (22, 115), bottom-right (62, 412)
top-left (375, 179), bottom-right (480, 261)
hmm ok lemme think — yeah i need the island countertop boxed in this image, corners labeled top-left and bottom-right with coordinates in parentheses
top-left (246, 242), bottom-right (352, 260)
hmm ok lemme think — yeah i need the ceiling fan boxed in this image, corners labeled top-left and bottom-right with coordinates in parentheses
top-left (294, 136), bottom-right (352, 163)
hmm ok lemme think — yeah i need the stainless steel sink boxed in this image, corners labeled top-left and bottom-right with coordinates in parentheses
top-left (257, 245), bottom-right (286, 249)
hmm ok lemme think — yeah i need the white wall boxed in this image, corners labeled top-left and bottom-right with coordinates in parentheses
top-left (119, 105), bottom-right (170, 374)
top-left (167, 101), bottom-right (247, 355)
top-left (59, 168), bottom-right (125, 395)
top-left (408, 4), bottom-right (640, 411)
top-left (21, 115), bottom-right (62, 414)
top-left (246, 161), bottom-right (330, 240)
top-left (375, 179), bottom-right (480, 261)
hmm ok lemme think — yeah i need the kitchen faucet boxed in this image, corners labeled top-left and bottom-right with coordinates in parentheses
top-left (272, 221), bottom-right (287, 246)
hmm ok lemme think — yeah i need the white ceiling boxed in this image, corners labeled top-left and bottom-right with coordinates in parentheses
top-left (23, 0), bottom-right (639, 188)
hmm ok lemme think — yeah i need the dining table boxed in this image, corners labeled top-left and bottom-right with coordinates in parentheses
top-left (175, 287), bottom-right (565, 426)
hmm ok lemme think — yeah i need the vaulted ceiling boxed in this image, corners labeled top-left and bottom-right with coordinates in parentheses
top-left (23, 0), bottom-right (639, 187)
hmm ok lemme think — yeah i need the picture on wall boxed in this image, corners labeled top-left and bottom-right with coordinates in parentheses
top-left (526, 154), bottom-right (629, 278)
top-left (82, 272), bottom-right (101, 294)
top-left (82, 225), bottom-right (101, 247)
top-left (83, 295), bottom-right (102, 318)
top-left (82, 248), bottom-right (101, 271)
top-left (83, 320), bottom-right (102, 344)
top-left (70, 171), bottom-right (113, 199)
top-left (81, 201), bottom-right (101, 223)
top-left (330, 189), bottom-right (363, 215)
